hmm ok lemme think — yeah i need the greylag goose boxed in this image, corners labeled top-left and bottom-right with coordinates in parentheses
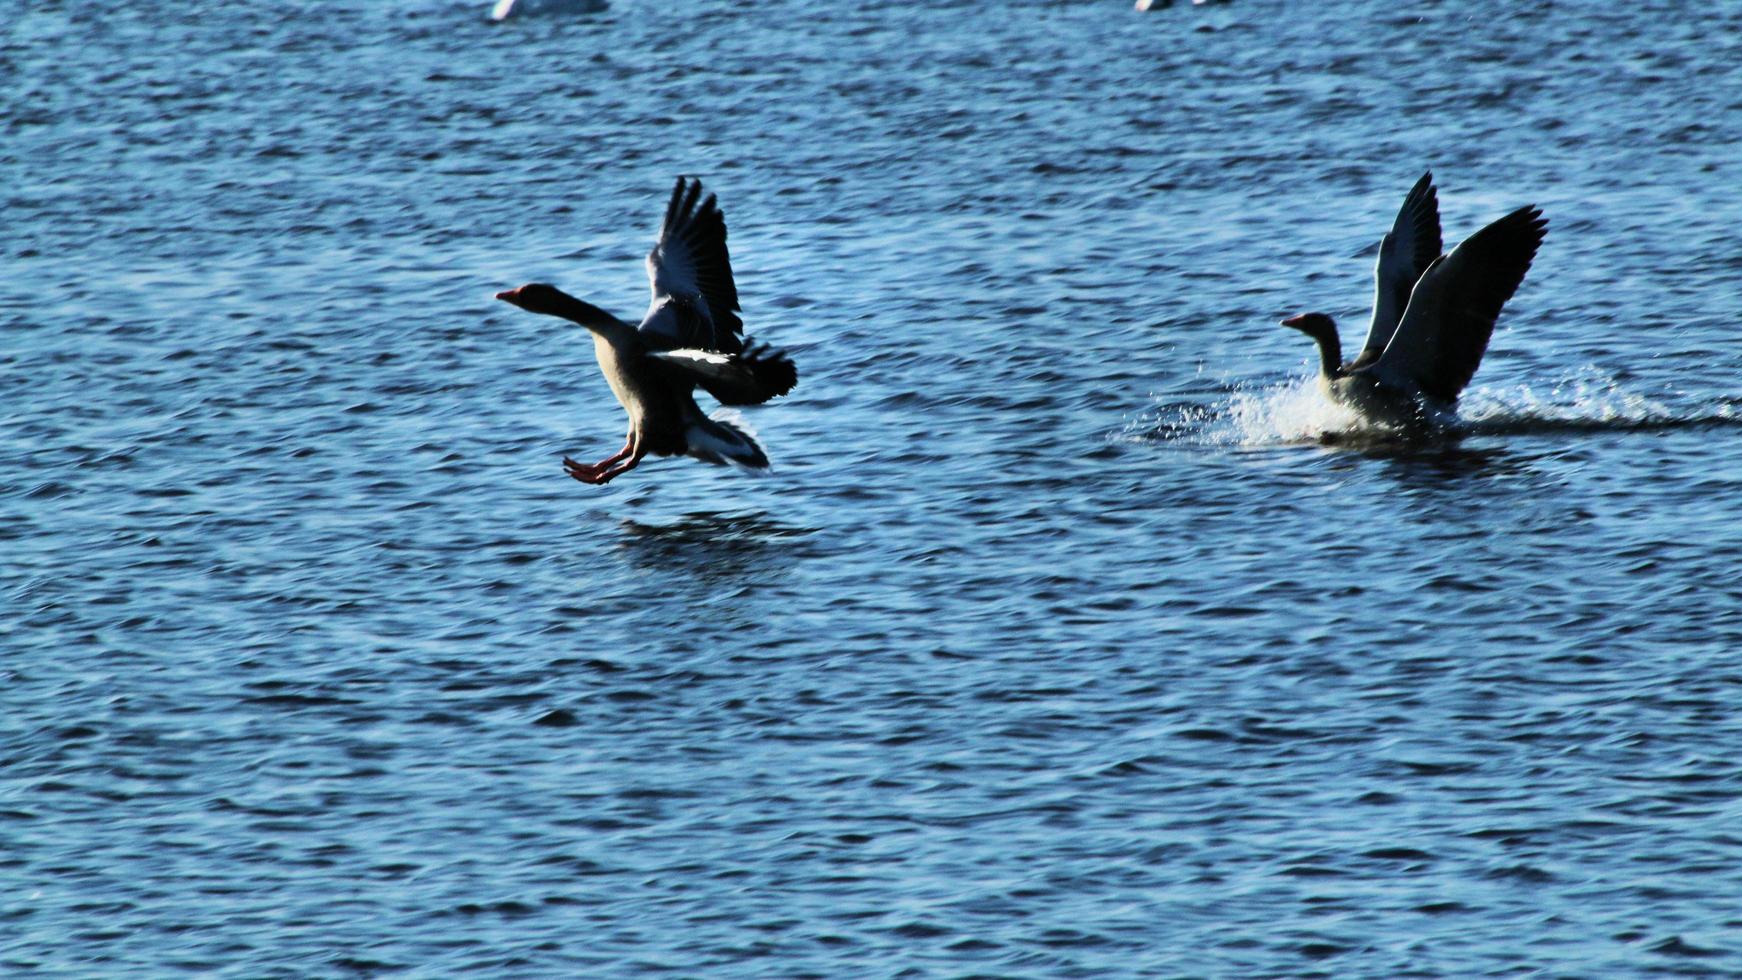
top-left (497, 177), bottom-right (796, 485)
top-left (1281, 172), bottom-right (1546, 429)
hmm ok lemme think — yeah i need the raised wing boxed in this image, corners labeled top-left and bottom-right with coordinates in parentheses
top-left (640, 177), bottom-right (744, 354)
top-left (647, 340), bottom-right (797, 406)
top-left (1355, 172), bottom-right (1442, 367)
top-left (1368, 205), bottom-right (1547, 403)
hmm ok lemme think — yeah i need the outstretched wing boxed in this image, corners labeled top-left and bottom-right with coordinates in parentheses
top-left (1368, 205), bottom-right (1547, 403)
top-left (647, 340), bottom-right (797, 406)
top-left (639, 176), bottom-right (744, 354)
top-left (1355, 172), bottom-right (1442, 368)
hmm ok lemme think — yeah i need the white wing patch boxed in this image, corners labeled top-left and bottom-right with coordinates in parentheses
top-left (649, 348), bottom-right (733, 369)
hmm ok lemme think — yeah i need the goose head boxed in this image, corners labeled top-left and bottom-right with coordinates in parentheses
top-left (1280, 312), bottom-right (1337, 341)
top-left (1281, 312), bottom-right (1345, 379)
top-left (495, 282), bottom-right (565, 314)
top-left (495, 283), bottom-right (628, 337)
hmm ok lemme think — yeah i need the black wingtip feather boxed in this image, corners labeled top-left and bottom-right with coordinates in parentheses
top-left (1416, 202), bottom-right (1547, 403)
top-left (693, 340), bottom-right (798, 406)
top-left (652, 175), bottom-right (748, 350)
top-left (681, 177), bottom-right (702, 221)
top-left (742, 340), bottom-right (798, 400)
top-left (1407, 172), bottom-right (1443, 260)
top-left (664, 177), bottom-right (688, 235)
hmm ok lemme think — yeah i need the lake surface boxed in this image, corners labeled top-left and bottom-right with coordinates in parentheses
top-left (7, 0), bottom-right (1742, 974)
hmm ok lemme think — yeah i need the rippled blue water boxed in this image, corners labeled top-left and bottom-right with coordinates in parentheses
top-left (8, 0), bottom-right (1742, 974)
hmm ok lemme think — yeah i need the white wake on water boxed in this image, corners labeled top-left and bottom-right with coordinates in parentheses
top-left (1456, 371), bottom-right (1706, 435)
top-left (1139, 368), bottom-right (1737, 447)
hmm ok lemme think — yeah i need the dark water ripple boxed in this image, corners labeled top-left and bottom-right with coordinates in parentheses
top-left (8, 0), bottom-right (1742, 975)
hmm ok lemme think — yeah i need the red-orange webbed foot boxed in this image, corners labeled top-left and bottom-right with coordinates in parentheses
top-left (587, 450), bottom-right (645, 485)
top-left (563, 456), bottom-right (608, 485)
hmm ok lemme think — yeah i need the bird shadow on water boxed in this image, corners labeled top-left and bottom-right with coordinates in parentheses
top-left (1328, 438), bottom-right (1521, 482)
top-left (1303, 431), bottom-right (1543, 507)
top-left (614, 511), bottom-right (819, 582)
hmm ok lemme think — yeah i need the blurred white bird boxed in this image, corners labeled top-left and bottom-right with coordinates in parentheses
top-left (491, 0), bottom-right (608, 21)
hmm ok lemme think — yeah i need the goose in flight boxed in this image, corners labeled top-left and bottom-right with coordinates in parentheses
top-left (497, 177), bottom-right (796, 485)
top-left (1281, 172), bottom-right (1547, 429)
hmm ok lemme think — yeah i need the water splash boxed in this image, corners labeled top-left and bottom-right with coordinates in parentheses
top-left (1143, 368), bottom-right (1742, 448)
top-left (1221, 376), bottom-right (1366, 444)
top-left (1135, 376), bottom-right (1379, 447)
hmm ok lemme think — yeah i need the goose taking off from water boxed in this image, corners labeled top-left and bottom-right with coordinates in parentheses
top-left (1281, 172), bottom-right (1546, 430)
top-left (497, 177), bottom-right (797, 485)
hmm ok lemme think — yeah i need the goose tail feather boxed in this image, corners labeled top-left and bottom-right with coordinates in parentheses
top-left (685, 412), bottom-right (770, 469)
